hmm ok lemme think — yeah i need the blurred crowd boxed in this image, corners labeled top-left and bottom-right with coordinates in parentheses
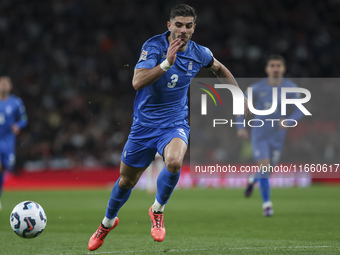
top-left (0, 0), bottom-right (339, 170)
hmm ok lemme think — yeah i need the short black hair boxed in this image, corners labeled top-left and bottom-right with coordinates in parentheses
top-left (0, 76), bottom-right (12, 85)
top-left (170, 4), bottom-right (197, 22)
top-left (266, 54), bottom-right (286, 66)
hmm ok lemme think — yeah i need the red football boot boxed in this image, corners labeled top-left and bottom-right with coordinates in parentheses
top-left (149, 206), bottom-right (165, 242)
top-left (88, 217), bottom-right (119, 251)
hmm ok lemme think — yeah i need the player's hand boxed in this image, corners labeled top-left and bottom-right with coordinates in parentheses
top-left (166, 38), bottom-right (183, 66)
top-left (237, 129), bottom-right (249, 140)
top-left (11, 124), bottom-right (20, 135)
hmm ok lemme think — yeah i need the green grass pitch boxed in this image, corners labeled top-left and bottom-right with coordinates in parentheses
top-left (0, 185), bottom-right (340, 254)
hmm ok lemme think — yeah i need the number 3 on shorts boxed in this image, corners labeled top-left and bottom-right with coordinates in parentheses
top-left (167, 74), bottom-right (178, 88)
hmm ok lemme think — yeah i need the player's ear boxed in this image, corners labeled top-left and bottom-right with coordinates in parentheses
top-left (167, 21), bottom-right (171, 31)
top-left (265, 65), bottom-right (269, 75)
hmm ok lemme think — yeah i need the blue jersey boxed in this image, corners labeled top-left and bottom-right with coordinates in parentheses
top-left (237, 78), bottom-right (304, 144)
top-left (237, 78), bottom-right (304, 163)
top-left (133, 31), bottom-right (213, 128)
top-left (237, 78), bottom-right (303, 128)
top-left (0, 95), bottom-right (28, 149)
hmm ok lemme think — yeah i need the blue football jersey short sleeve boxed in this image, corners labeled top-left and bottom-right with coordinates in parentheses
top-left (235, 79), bottom-right (304, 129)
top-left (132, 31), bottom-right (215, 128)
top-left (0, 95), bottom-right (27, 157)
top-left (135, 44), bottom-right (161, 70)
top-left (201, 46), bottom-right (213, 67)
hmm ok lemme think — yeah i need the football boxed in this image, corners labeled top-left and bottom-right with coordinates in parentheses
top-left (10, 201), bottom-right (47, 238)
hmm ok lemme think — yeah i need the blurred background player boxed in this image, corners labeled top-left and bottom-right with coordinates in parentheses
top-left (145, 153), bottom-right (163, 194)
top-left (236, 55), bottom-right (304, 216)
top-left (0, 76), bottom-right (28, 210)
top-left (88, 4), bottom-right (248, 251)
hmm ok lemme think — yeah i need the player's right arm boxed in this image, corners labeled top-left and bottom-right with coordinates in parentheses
top-left (132, 39), bottom-right (183, 91)
top-left (208, 58), bottom-right (250, 118)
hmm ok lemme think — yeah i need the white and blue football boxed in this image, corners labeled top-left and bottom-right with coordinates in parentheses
top-left (10, 201), bottom-right (47, 238)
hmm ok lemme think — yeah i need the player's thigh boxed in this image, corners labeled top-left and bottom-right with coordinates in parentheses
top-left (163, 137), bottom-right (187, 167)
top-left (121, 137), bottom-right (157, 168)
top-left (119, 126), bottom-right (159, 188)
top-left (257, 158), bottom-right (270, 166)
top-left (157, 125), bottom-right (189, 173)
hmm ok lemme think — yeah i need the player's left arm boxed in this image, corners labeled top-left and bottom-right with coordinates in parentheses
top-left (12, 99), bottom-right (28, 135)
top-left (208, 58), bottom-right (250, 118)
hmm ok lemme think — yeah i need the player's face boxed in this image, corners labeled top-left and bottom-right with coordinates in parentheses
top-left (265, 60), bottom-right (286, 78)
top-left (0, 78), bottom-right (12, 98)
top-left (167, 16), bottom-right (195, 50)
top-left (0, 78), bottom-right (12, 97)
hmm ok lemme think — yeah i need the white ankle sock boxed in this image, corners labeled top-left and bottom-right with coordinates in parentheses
top-left (262, 201), bottom-right (273, 209)
top-left (152, 199), bottom-right (165, 212)
top-left (102, 216), bottom-right (116, 228)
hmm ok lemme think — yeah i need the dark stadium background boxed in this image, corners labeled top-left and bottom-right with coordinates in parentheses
top-left (0, 0), bottom-right (339, 177)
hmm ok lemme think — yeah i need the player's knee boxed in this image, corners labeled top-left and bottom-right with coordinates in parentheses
top-left (118, 176), bottom-right (137, 189)
top-left (165, 157), bottom-right (182, 173)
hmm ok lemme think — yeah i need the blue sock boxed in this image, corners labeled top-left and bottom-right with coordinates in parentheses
top-left (258, 177), bottom-right (270, 203)
top-left (0, 172), bottom-right (4, 198)
top-left (105, 178), bottom-right (132, 219)
top-left (155, 167), bottom-right (181, 205)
